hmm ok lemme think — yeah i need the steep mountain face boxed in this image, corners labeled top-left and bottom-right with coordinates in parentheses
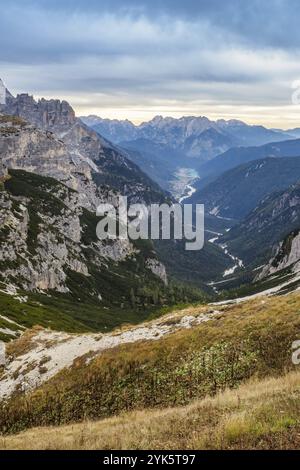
top-left (0, 169), bottom-right (172, 314)
top-left (0, 114), bottom-right (105, 210)
top-left (59, 120), bottom-right (167, 204)
top-left (188, 157), bottom-right (300, 220)
top-left (136, 116), bottom-right (238, 162)
top-left (1, 91), bottom-right (76, 133)
top-left (0, 113), bottom-right (231, 301)
top-left (0, 83), bottom-right (231, 310)
top-left (0, 87), bottom-right (178, 317)
top-left (0, 87), bottom-right (167, 205)
top-left (258, 229), bottom-right (300, 279)
top-left (199, 137), bottom-right (300, 183)
top-left (182, 127), bottom-right (235, 160)
top-left (221, 181), bottom-right (300, 268)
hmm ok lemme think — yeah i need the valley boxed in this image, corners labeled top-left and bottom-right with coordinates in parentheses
top-left (170, 167), bottom-right (199, 202)
top-left (1, 0), bottom-right (300, 455)
top-left (1, 79), bottom-right (300, 452)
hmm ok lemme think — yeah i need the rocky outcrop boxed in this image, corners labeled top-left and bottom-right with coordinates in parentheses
top-left (0, 169), bottom-right (168, 300)
top-left (0, 82), bottom-right (169, 299)
top-left (0, 171), bottom-right (138, 293)
top-left (258, 229), bottom-right (300, 279)
top-left (1, 93), bottom-right (76, 133)
top-left (0, 83), bottom-right (167, 209)
top-left (0, 114), bottom-right (111, 211)
top-left (0, 161), bottom-right (7, 180)
top-left (146, 258), bottom-right (168, 285)
top-left (0, 117), bottom-right (76, 181)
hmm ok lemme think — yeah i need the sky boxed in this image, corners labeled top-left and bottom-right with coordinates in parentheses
top-left (1, 0), bottom-right (300, 128)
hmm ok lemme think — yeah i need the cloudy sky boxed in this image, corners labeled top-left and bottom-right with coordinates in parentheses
top-left (1, 0), bottom-right (300, 127)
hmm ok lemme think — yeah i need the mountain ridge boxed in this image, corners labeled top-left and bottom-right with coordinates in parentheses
top-left (82, 114), bottom-right (291, 166)
top-left (198, 136), bottom-right (300, 184)
top-left (187, 156), bottom-right (300, 220)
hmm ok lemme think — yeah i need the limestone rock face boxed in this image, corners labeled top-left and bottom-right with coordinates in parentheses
top-left (0, 87), bottom-right (166, 206)
top-left (0, 114), bottom-right (109, 211)
top-left (0, 120), bottom-right (75, 181)
top-left (1, 93), bottom-right (76, 133)
top-left (0, 173), bottom-right (138, 294)
top-left (0, 83), bottom-right (169, 297)
top-left (258, 230), bottom-right (300, 279)
top-left (0, 160), bottom-right (7, 180)
top-left (0, 117), bottom-right (168, 293)
top-left (146, 258), bottom-right (168, 285)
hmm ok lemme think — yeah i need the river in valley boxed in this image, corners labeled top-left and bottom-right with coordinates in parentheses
top-left (171, 168), bottom-right (199, 203)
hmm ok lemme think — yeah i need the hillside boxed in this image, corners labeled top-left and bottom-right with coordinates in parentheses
top-left (0, 87), bottom-right (234, 290)
top-left (259, 229), bottom-right (300, 279)
top-left (0, 90), bottom-right (168, 205)
top-left (0, 293), bottom-right (300, 431)
top-left (1, 169), bottom-right (200, 334)
top-left (1, 291), bottom-right (300, 447)
top-left (1, 369), bottom-right (299, 450)
top-left (199, 137), bottom-right (300, 183)
top-left (188, 157), bottom-right (300, 220)
top-left (221, 180), bottom-right (300, 268)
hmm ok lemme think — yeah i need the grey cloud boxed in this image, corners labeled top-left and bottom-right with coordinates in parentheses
top-left (6, 0), bottom-right (300, 49)
top-left (0, 0), bottom-right (299, 125)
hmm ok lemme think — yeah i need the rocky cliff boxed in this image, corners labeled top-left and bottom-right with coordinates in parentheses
top-left (0, 84), bottom-right (168, 205)
top-left (0, 169), bottom-right (168, 302)
top-left (0, 82), bottom-right (171, 305)
top-left (221, 181), bottom-right (300, 268)
top-left (1, 92), bottom-right (76, 133)
top-left (258, 229), bottom-right (300, 279)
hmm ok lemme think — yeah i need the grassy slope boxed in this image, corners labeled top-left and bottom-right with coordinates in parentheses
top-left (2, 292), bottom-right (300, 435)
top-left (1, 369), bottom-right (300, 450)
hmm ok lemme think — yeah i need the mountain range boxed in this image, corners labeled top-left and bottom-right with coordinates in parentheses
top-left (2, 79), bottom-right (300, 321)
top-left (3, 81), bottom-right (300, 451)
top-left (82, 115), bottom-right (291, 158)
top-left (0, 82), bottom-right (240, 334)
top-left (81, 115), bottom-right (292, 193)
top-left (222, 180), bottom-right (300, 269)
top-left (82, 113), bottom-right (300, 299)
top-left (187, 156), bottom-right (300, 220)
top-left (198, 136), bottom-right (300, 184)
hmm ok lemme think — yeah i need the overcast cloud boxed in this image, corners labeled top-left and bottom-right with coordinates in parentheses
top-left (0, 0), bottom-right (300, 127)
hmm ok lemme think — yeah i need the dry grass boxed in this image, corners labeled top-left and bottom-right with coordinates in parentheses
top-left (2, 292), bottom-right (300, 436)
top-left (6, 326), bottom-right (44, 358)
top-left (1, 369), bottom-right (300, 450)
